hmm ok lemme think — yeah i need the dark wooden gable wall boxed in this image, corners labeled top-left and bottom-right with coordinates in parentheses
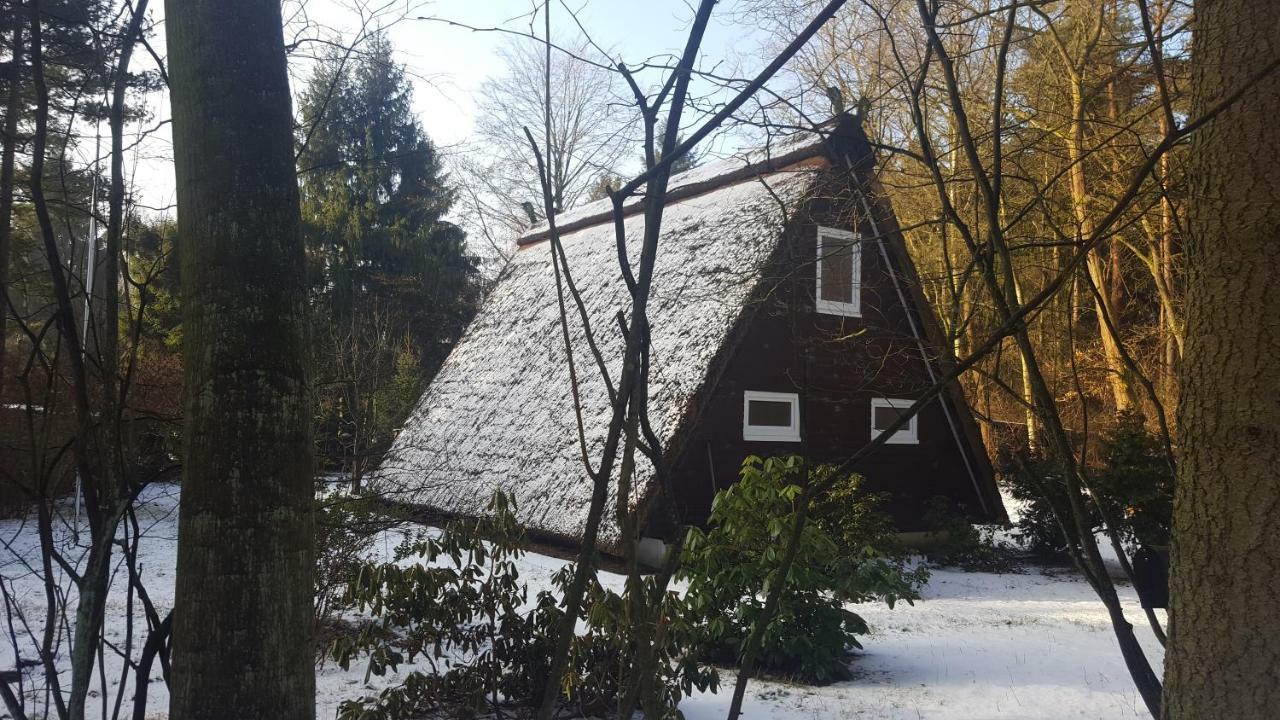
top-left (646, 119), bottom-right (1003, 538)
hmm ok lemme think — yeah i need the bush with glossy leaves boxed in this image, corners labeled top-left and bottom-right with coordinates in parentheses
top-left (678, 456), bottom-right (925, 684)
top-left (330, 492), bottom-right (715, 719)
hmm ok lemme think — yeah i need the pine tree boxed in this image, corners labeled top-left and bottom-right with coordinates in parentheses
top-left (298, 33), bottom-right (478, 372)
top-left (653, 118), bottom-right (702, 176)
top-left (297, 34), bottom-right (479, 480)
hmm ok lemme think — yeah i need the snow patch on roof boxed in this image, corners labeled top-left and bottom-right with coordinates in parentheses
top-left (518, 129), bottom-right (827, 243)
top-left (370, 167), bottom-right (819, 545)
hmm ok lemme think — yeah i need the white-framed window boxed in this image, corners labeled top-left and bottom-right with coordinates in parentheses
top-left (743, 390), bottom-right (801, 442)
top-left (815, 226), bottom-right (861, 317)
top-left (870, 397), bottom-right (920, 445)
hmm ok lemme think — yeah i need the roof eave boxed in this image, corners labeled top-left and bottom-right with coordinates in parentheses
top-left (516, 147), bottom-right (833, 248)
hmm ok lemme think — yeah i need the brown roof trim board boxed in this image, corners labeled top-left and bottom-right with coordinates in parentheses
top-left (515, 137), bottom-right (833, 247)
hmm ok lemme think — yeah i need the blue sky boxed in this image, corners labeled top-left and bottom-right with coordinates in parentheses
top-left (390, 0), bottom-right (769, 145)
top-left (125, 0), bottom-right (777, 213)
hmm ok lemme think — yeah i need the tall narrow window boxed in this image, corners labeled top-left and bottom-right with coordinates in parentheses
top-left (871, 397), bottom-right (919, 444)
top-left (743, 391), bottom-right (801, 442)
top-left (816, 227), bottom-right (861, 317)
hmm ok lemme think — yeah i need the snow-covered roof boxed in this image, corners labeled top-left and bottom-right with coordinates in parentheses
top-left (370, 141), bottom-right (827, 546)
top-left (517, 128), bottom-right (829, 245)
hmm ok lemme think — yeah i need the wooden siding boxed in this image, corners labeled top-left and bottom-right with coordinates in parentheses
top-left (649, 130), bottom-right (1001, 537)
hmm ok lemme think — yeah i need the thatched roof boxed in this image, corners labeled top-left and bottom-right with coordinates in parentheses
top-left (369, 137), bottom-right (826, 545)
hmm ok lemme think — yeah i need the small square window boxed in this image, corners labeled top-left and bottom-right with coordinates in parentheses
top-left (871, 398), bottom-right (919, 444)
top-left (743, 391), bottom-right (801, 442)
top-left (816, 227), bottom-right (861, 317)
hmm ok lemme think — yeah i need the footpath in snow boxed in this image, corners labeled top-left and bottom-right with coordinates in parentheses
top-left (1, 483), bottom-right (1164, 719)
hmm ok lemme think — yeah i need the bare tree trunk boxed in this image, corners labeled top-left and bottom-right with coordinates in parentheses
top-left (1162, 1), bottom-right (1280, 716)
top-left (1011, 270), bottom-right (1037, 449)
top-left (100, 0), bottom-right (149, 484)
top-left (913, 6), bottom-right (1164, 713)
top-left (165, 1), bottom-right (316, 718)
top-left (1153, 0), bottom-right (1182, 407)
top-left (1066, 78), bottom-right (1139, 413)
top-left (0, 18), bottom-right (20, 401)
top-left (65, 6), bottom-right (151, 716)
top-left (29, 5), bottom-right (123, 717)
top-left (1156, 111), bottom-right (1180, 406)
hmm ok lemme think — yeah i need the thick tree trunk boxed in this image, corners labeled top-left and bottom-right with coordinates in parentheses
top-left (165, 1), bottom-right (315, 719)
top-left (1162, 1), bottom-right (1280, 717)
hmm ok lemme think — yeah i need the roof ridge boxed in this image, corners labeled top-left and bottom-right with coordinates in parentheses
top-left (516, 128), bottom-right (833, 247)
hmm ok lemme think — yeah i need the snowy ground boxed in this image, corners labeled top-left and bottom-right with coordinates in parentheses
top-left (1, 483), bottom-right (1164, 720)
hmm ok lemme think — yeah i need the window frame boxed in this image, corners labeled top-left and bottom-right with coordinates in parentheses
top-left (742, 390), bottom-right (802, 442)
top-left (870, 397), bottom-right (920, 445)
top-left (815, 226), bottom-right (862, 318)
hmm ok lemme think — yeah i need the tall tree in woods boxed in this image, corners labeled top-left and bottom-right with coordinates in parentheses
top-left (7, 1), bottom-right (169, 717)
top-left (1016, 0), bottom-right (1143, 413)
top-left (2, 0), bottom-right (118, 398)
top-left (1164, 1), bottom-right (1280, 717)
top-left (297, 34), bottom-right (478, 480)
top-left (0, 6), bottom-right (21, 398)
top-left (299, 33), bottom-right (476, 367)
top-left (165, 0), bottom-right (315, 718)
top-left (458, 33), bottom-right (635, 242)
top-left (749, 0), bottom-right (1189, 436)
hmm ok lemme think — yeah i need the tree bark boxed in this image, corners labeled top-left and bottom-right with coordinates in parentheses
top-left (165, 1), bottom-right (315, 719)
top-left (0, 19), bottom-right (21, 401)
top-left (1066, 78), bottom-right (1140, 414)
top-left (1162, 1), bottom-right (1280, 717)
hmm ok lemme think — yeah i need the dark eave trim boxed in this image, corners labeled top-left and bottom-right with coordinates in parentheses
top-left (515, 140), bottom-right (832, 248)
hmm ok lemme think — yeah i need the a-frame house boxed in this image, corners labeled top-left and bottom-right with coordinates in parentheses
top-left (371, 113), bottom-right (1006, 552)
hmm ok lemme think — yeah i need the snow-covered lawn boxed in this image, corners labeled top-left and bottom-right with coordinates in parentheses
top-left (2, 483), bottom-right (1164, 719)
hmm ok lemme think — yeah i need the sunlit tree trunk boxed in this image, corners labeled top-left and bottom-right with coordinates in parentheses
top-left (1163, 0), bottom-right (1280, 716)
top-left (1156, 109), bottom-right (1181, 405)
top-left (1012, 274), bottom-right (1038, 449)
top-left (1066, 77), bottom-right (1140, 413)
top-left (165, 1), bottom-right (316, 718)
top-left (1154, 0), bottom-right (1182, 406)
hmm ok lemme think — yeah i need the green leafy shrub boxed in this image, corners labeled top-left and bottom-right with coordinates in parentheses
top-left (921, 496), bottom-right (1015, 572)
top-left (810, 467), bottom-right (899, 555)
top-left (330, 492), bottom-right (547, 718)
top-left (556, 569), bottom-right (717, 719)
top-left (314, 490), bottom-right (403, 626)
top-left (998, 449), bottom-right (1081, 558)
top-left (330, 492), bottom-right (714, 719)
top-left (1091, 412), bottom-right (1173, 547)
top-left (999, 413), bottom-right (1173, 558)
top-left (678, 456), bottom-right (924, 684)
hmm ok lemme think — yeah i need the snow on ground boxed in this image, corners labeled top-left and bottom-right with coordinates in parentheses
top-left (1, 484), bottom-right (1164, 719)
top-left (701, 569), bottom-right (1164, 720)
